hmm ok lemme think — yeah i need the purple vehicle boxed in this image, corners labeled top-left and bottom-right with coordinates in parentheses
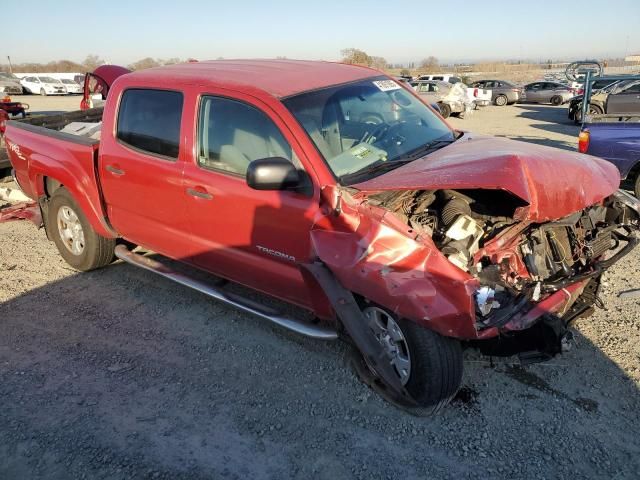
top-left (579, 115), bottom-right (640, 196)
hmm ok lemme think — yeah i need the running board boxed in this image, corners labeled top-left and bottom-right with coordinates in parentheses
top-left (114, 245), bottom-right (338, 340)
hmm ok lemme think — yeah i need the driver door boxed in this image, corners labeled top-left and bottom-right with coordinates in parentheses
top-left (182, 92), bottom-right (319, 308)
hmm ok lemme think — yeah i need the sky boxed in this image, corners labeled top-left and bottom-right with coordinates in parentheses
top-left (3, 0), bottom-right (640, 66)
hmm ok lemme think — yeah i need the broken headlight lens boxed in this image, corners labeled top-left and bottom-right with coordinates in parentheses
top-left (475, 286), bottom-right (501, 316)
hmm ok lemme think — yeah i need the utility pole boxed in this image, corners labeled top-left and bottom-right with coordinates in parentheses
top-left (7, 56), bottom-right (13, 73)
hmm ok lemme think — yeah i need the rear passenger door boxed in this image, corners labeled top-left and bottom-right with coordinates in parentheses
top-left (525, 83), bottom-right (543, 102)
top-left (99, 88), bottom-right (192, 258)
top-left (182, 93), bottom-right (318, 308)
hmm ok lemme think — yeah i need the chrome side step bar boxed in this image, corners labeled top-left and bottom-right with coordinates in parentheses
top-left (114, 245), bottom-right (338, 340)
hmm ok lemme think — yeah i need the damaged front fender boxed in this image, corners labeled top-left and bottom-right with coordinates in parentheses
top-left (311, 186), bottom-right (481, 339)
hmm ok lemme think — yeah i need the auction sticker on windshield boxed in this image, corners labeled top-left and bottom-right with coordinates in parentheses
top-left (373, 80), bottom-right (401, 92)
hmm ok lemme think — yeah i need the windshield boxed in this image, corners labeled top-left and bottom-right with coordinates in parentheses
top-left (61, 79), bottom-right (76, 85)
top-left (0, 72), bottom-right (19, 81)
top-left (283, 76), bottom-right (455, 184)
top-left (39, 76), bottom-right (59, 83)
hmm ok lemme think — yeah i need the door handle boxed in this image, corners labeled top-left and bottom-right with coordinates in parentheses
top-left (186, 187), bottom-right (213, 200)
top-left (106, 165), bottom-right (125, 176)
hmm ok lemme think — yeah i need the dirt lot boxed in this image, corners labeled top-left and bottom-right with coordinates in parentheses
top-left (1, 98), bottom-right (639, 480)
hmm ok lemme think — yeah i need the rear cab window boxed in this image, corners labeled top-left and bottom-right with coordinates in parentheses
top-left (116, 89), bottom-right (183, 159)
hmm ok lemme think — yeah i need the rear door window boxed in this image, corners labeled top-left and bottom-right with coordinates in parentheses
top-left (116, 89), bottom-right (183, 159)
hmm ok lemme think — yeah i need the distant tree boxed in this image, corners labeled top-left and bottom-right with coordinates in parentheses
top-left (400, 68), bottom-right (411, 76)
top-left (420, 56), bottom-right (439, 73)
top-left (128, 57), bottom-right (162, 70)
top-left (82, 54), bottom-right (104, 72)
top-left (341, 48), bottom-right (372, 66)
top-left (370, 56), bottom-right (388, 71)
top-left (162, 57), bottom-right (182, 66)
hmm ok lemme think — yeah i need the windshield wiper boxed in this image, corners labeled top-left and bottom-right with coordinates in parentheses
top-left (341, 136), bottom-right (458, 184)
top-left (397, 138), bottom-right (456, 162)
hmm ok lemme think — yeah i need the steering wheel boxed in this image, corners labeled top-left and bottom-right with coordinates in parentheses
top-left (361, 120), bottom-right (407, 147)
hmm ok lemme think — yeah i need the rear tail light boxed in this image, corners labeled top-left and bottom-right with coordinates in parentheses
top-left (577, 88), bottom-right (584, 95)
top-left (473, 88), bottom-right (479, 97)
top-left (0, 111), bottom-right (7, 134)
top-left (578, 130), bottom-right (590, 153)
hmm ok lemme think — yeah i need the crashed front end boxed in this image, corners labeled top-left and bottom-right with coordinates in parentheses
top-left (314, 185), bottom-right (640, 362)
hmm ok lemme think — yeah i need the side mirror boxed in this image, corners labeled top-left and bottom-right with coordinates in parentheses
top-left (246, 157), bottom-right (303, 191)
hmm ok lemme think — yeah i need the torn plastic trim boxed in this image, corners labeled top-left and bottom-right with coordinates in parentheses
top-left (302, 261), bottom-right (420, 409)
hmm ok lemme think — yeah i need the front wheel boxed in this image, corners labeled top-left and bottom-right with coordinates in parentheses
top-left (40, 88), bottom-right (47, 96)
top-left (551, 95), bottom-right (563, 106)
top-left (364, 306), bottom-right (463, 414)
top-left (47, 188), bottom-right (116, 271)
top-left (437, 102), bottom-right (451, 118)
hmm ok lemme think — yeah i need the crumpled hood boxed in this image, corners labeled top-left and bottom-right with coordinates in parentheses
top-left (353, 134), bottom-right (620, 222)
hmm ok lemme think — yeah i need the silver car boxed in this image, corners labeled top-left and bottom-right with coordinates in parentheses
top-left (522, 81), bottom-right (574, 105)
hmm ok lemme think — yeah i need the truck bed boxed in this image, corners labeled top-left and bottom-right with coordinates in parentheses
top-left (1, 108), bottom-right (104, 171)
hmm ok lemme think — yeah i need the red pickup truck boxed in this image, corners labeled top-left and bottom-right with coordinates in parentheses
top-left (4, 60), bottom-right (640, 414)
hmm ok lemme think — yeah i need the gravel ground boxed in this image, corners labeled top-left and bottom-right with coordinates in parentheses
top-left (1, 100), bottom-right (639, 479)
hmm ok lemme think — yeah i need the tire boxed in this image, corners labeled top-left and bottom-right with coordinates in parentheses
top-left (634, 175), bottom-right (640, 199)
top-left (437, 102), bottom-right (451, 118)
top-left (588, 104), bottom-right (603, 115)
top-left (47, 188), bottom-right (115, 271)
top-left (401, 319), bottom-right (463, 414)
top-left (574, 104), bottom-right (602, 124)
top-left (551, 95), bottom-right (563, 106)
top-left (40, 88), bottom-right (47, 96)
top-left (495, 94), bottom-right (508, 106)
top-left (363, 305), bottom-right (463, 414)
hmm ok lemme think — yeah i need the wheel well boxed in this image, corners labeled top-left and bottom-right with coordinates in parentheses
top-left (624, 161), bottom-right (640, 186)
top-left (44, 177), bottom-right (63, 197)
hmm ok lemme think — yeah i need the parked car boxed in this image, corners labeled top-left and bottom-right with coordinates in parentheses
top-left (569, 80), bottom-right (640, 123)
top-left (579, 114), bottom-right (640, 197)
top-left (568, 80), bottom-right (625, 123)
top-left (20, 75), bottom-right (67, 95)
top-left (60, 79), bottom-right (82, 94)
top-left (5, 60), bottom-right (639, 414)
top-left (521, 81), bottom-right (573, 105)
top-left (0, 72), bottom-right (24, 95)
top-left (410, 80), bottom-right (472, 118)
top-left (605, 80), bottom-right (640, 114)
top-left (471, 80), bottom-right (521, 106)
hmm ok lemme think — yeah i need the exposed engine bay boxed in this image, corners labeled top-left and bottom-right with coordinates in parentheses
top-left (367, 188), bottom-right (640, 338)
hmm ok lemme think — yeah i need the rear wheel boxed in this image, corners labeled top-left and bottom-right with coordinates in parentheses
top-left (495, 94), bottom-right (508, 106)
top-left (634, 175), bottom-right (640, 199)
top-left (437, 102), bottom-right (451, 118)
top-left (47, 188), bottom-right (115, 271)
top-left (363, 306), bottom-right (463, 414)
top-left (551, 95), bottom-right (563, 106)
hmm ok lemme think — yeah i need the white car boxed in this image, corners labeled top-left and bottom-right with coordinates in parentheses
top-left (60, 78), bottom-right (83, 94)
top-left (20, 75), bottom-right (67, 96)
